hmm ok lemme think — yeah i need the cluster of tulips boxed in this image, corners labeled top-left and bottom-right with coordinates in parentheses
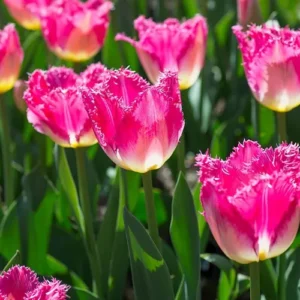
top-left (0, 0), bottom-right (299, 299)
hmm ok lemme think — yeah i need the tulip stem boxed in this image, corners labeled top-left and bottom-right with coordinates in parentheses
top-left (177, 137), bottom-right (186, 174)
top-left (75, 148), bottom-right (103, 298)
top-left (120, 168), bottom-right (129, 207)
top-left (251, 98), bottom-right (260, 141)
top-left (276, 112), bottom-right (287, 142)
top-left (142, 171), bottom-right (161, 250)
top-left (0, 98), bottom-right (14, 207)
top-left (249, 262), bottom-right (260, 300)
top-left (278, 254), bottom-right (286, 300)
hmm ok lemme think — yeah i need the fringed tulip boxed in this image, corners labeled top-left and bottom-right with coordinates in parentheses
top-left (196, 140), bottom-right (300, 264)
top-left (233, 25), bottom-right (300, 112)
top-left (3, 0), bottom-right (53, 30)
top-left (0, 24), bottom-right (23, 94)
top-left (80, 69), bottom-right (184, 173)
top-left (237, 0), bottom-right (262, 28)
top-left (0, 265), bottom-right (69, 300)
top-left (41, 0), bottom-right (113, 62)
top-left (24, 67), bottom-right (98, 147)
top-left (80, 63), bottom-right (108, 88)
top-left (116, 15), bottom-right (208, 90)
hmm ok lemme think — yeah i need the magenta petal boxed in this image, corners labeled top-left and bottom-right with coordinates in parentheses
top-left (80, 62), bottom-right (108, 87)
top-left (0, 265), bottom-right (39, 298)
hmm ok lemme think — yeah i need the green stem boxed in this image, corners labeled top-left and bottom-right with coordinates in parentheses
top-left (276, 112), bottom-right (287, 142)
top-left (278, 254), bottom-right (286, 300)
top-left (250, 262), bottom-right (260, 300)
top-left (176, 137), bottom-right (186, 175)
top-left (142, 171), bottom-right (161, 250)
top-left (0, 99), bottom-right (14, 207)
top-left (251, 98), bottom-right (260, 141)
top-left (75, 148), bottom-right (103, 298)
top-left (120, 168), bottom-right (129, 207)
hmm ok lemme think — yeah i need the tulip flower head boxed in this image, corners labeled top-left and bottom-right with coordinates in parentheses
top-left (233, 25), bottom-right (300, 112)
top-left (237, 0), bottom-right (262, 28)
top-left (41, 0), bottom-right (113, 62)
top-left (24, 66), bottom-right (98, 147)
top-left (196, 140), bottom-right (300, 264)
top-left (116, 15), bottom-right (208, 90)
top-left (81, 69), bottom-right (184, 173)
top-left (0, 24), bottom-right (23, 94)
top-left (0, 265), bottom-right (69, 299)
top-left (3, 0), bottom-right (53, 30)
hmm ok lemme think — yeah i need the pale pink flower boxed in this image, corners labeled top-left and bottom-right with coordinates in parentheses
top-left (196, 140), bottom-right (300, 264)
top-left (25, 279), bottom-right (69, 300)
top-left (41, 0), bottom-right (113, 62)
top-left (116, 15), bottom-right (207, 90)
top-left (13, 80), bottom-right (28, 113)
top-left (0, 24), bottom-right (23, 94)
top-left (24, 66), bottom-right (98, 147)
top-left (3, 0), bottom-right (53, 30)
top-left (80, 69), bottom-right (184, 173)
top-left (233, 24), bottom-right (300, 112)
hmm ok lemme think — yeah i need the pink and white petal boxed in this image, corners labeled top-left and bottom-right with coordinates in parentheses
top-left (201, 182), bottom-right (258, 264)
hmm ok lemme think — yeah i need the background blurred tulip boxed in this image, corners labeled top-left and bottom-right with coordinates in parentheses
top-left (81, 69), bottom-right (184, 173)
top-left (233, 25), bottom-right (300, 112)
top-left (116, 15), bottom-right (208, 90)
top-left (24, 66), bottom-right (98, 147)
top-left (237, 0), bottom-right (262, 28)
top-left (13, 80), bottom-right (27, 112)
top-left (0, 24), bottom-right (23, 94)
top-left (196, 140), bottom-right (300, 264)
top-left (3, 0), bottom-right (53, 30)
top-left (0, 265), bottom-right (69, 300)
top-left (41, 0), bottom-right (113, 62)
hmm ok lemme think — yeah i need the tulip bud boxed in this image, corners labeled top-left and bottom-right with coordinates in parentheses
top-left (41, 0), bottom-right (113, 62)
top-left (3, 0), bottom-right (53, 30)
top-left (116, 15), bottom-right (208, 90)
top-left (0, 24), bottom-right (23, 94)
top-left (80, 68), bottom-right (184, 173)
top-left (24, 66), bottom-right (99, 148)
top-left (13, 80), bottom-right (27, 113)
top-left (237, 0), bottom-right (262, 28)
top-left (233, 24), bottom-right (300, 112)
top-left (196, 140), bottom-right (300, 264)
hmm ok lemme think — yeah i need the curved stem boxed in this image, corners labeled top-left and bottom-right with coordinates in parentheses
top-left (75, 148), bottom-right (103, 298)
top-left (250, 262), bottom-right (260, 300)
top-left (0, 99), bottom-right (14, 207)
top-left (142, 171), bottom-right (161, 250)
top-left (276, 112), bottom-right (287, 142)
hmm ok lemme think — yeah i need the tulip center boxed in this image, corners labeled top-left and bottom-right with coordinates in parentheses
top-left (257, 234), bottom-right (270, 261)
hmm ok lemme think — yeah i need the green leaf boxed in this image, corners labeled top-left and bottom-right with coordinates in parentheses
top-left (218, 269), bottom-right (236, 300)
top-left (70, 287), bottom-right (98, 300)
top-left (193, 183), bottom-right (209, 253)
top-left (54, 145), bottom-right (84, 234)
top-left (124, 208), bottom-right (174, 300)
top-left (201, 253), bottom-right (233, 279)
top-left (170, 173), bottom-right (201, 300)
top-left (1, 250), bottom-right (21, 273)
top-left (285, 248), bottom-right (300, 300)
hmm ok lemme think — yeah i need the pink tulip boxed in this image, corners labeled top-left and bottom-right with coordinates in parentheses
top-left (80, 63), bottom-right (109, 88)
top-left (24, 66), bottom-right (98, 147)
top-left (0, 24), bottom-right (23, 94)
top-left (116, 15), bottom-right (208, 90)
top-left (237, 0), bottom-right (262, 28)
top-left (80, 69), bottom-right (184, 173)
top-left (41, 0), bottom-right (113, 62)
top-left (3, 0), bottom-right (53, 30)
top-left (196, 140), bottom-right (300, 264)
top-left (233, 24), bottom-right (300, 112)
